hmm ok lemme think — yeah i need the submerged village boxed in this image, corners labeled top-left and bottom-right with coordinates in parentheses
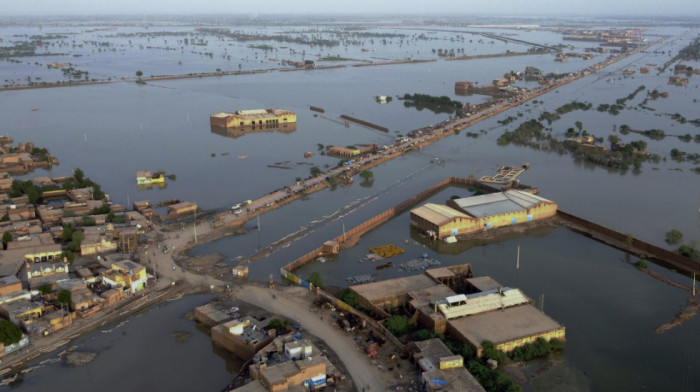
top-left (0, 13), bottom-right (699, 392)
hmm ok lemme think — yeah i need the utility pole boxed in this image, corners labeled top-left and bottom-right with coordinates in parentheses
top-left (194, 204), bottom-right (197, 244)
top-left (516, 245), bottom-right (520, 288)
top-left (257, 215), bottom-right (261, 232)
top-left (693, 273), bottom-right (696, 297)
top-left (342, 222), bottom-right (346, 243)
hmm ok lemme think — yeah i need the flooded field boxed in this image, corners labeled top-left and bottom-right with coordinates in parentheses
top-left (0, 16), bottom-right (699, 392)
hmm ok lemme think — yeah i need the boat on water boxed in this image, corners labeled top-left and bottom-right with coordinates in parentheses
top-left (136, 170), bottom-right (165, 185)
top-left (376, 261), bottom-right (393, 270)
top-left (304, 151), bottom-right (314, 158)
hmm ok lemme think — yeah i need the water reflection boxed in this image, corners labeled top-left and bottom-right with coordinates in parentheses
top-left (410, 225), bottom-right (556, 255)
top-left (210, 123), bottom-right (297, 139)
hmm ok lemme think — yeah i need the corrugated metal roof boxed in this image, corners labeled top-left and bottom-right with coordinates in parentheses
top-left (438, 288), bottom-right (529, 319)
top-left (453, 190), bottom-right (552, 218)
top-left (411, 203), bottom-right (468, 225)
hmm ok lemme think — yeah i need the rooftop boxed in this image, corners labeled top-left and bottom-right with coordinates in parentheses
top-left (351, 274), bottom-right (437, 302)
top-left (438, 288), bottom-right (530, 319)
top-left (448, 304), bottom-right (563, 348)
top-left (411, 203), bottom-right (469, 225)
top-left (412, 339), bottom-right (485, 392)
top-left (466, 276), bottom-right (502, 293)
top-left (0, 275), bottom-right (20, 286)
top-left (451, 190), bottom-right (552, 218)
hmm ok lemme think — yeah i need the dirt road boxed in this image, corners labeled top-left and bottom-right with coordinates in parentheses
top-left (234, 285), bottom-right (386, 392)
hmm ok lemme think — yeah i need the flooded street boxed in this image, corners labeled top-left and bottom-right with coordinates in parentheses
top-left (0, 20), bottom-right (699, 391)
top-left (4, 294), bottom-right (239, 391)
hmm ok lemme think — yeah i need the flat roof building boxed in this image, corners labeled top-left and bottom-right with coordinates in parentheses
top-left (447, 304), bottom-right (565, 357)
top-left (412, 190), bottom-right (557, 239)
top-left (350, 264), bottom-right (564, 358)
top-left (408, 338), bottom-right (485, 392)
top-left (210, 109), bottom-right (296, 129)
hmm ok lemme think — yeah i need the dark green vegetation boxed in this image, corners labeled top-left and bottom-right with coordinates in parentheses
top-left (384, 315), bottom-right (415, 336)
top-left (498, 119), bottom-right (657, 171)
top-left (62, 168), bottom-right (106, 200)
top-left (468, 360), bottom-right (522, 392)
top-left (307, 272), bottom-right (324, 288)
top-left (671, 149), bottom-right (700, 164)
top-left (317, 56), bottom-right (359, 62)
top-left (481, 340), bottom-right (507, 364)
top-left (0, 320), bottom-right (23, 345)
top-left (597, 86), bottom-right (645, 115)
top-left (678, 36), bottom-right (700, 61)
top-left (197, 28), bottom-right (340, 47)
top-left (508, 337), bottom-right (564, 362)
top-left (62, 224), bottom-right (84, 253)
top-left (2, 231), bottom-right (12, 250)
top-left (337, 289), bottom-right (359, 308)
top-left (402, 93), bottom-right (463, 115)
top-left (675, 243), bottom-right (700, 261)
top-left (38, 283), bottom-right (53, 295)
top-left (666, 229), bottom-right (684, 245)
top-left (267, 318), bottom-right (291, 331)
top-left (537, 101), bottom-right (592, 125)
top-left (57, 289), bottom-right (72, 307)
top-left (636, 260), bottom-right (649, 269)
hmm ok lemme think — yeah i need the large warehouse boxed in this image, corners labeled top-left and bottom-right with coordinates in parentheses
top-left (410, 190), bottom-right (557, 239)
top-left (349, 265), bottom-right (565, 358)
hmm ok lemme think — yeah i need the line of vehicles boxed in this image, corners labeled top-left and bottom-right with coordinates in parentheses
top-left (231, 200), bottom-right (252, 215)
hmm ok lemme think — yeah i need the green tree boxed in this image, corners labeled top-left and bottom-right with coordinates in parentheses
top-left (2, 232), bottom-right (12, 250)
top-left (338, 289), bottom-right (358, 307)
top-left (359, 170), bottom-right (374, 180)
top-left (268, 318), bottom-right (287, 330)
top-left (307, 272), bottom-right (324, 289)
top-left (665, 229), bottom-right (683, 245)
top-left (57, 289), bottom-right (72, 307)
top-left (413, 329), bottom-right (436, 341)
top-left (384, 315), bottom-right (414, 336)
top-left (0, 320), bottom-right (23, 345)
top-left (481, 340), bottom-right (507, 364)
top-left (310, 166), bottom-right (321, 176)
top-left (38, 283), bottom-right (53, 295)
top-left (575, 121), bottom-right (583, 134)
top-left (608, 134), bottom-right (621, 146)
top-left (62, 250), bottom-right (75, 264)
top-left (135, 70), bottom-right (143, 78)
top-left (68, 231), bottom-right (84, 252)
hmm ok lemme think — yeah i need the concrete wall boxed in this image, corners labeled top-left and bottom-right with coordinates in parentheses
top-left (446, 322), bottom-right (566, 358)
top-left (211, 324), bottom-right (272, 361)
top-left (557, 210), bottom-right (700, 274)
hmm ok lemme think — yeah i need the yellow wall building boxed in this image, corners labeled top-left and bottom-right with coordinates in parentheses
top-left (411, 190), bottom-right (557, 239)
top-left (210, 109), bottom-right (296, 128)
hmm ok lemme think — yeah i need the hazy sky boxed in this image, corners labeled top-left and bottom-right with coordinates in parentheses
top-left (4, 0), bottom-right (698, 17)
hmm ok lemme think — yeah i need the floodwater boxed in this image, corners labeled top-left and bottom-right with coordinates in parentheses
top-left (1, 21), bottom-right (699, 391)
top-left (3, 294), bottom-right (240, 391)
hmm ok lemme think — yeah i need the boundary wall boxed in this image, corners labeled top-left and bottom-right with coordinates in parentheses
top-left (280, 176), bottom-right (700, 352)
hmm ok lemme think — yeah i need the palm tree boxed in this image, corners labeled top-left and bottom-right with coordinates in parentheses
top-left (135, 70), bottom-right (143, 79)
